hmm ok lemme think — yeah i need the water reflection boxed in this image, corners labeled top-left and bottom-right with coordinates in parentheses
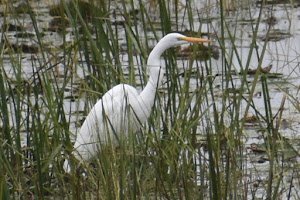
top-left (1, 0), bottom-right (300, 198)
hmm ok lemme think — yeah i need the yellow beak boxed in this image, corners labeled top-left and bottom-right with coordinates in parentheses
top-left (181, 36), bottom-right (213, 43)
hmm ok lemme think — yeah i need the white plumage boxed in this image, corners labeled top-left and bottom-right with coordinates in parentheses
top-left (64, 33), bottom-right (212, 171)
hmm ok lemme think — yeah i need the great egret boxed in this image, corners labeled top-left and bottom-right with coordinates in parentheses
top-left (64, 33), bottom-right (212, 171)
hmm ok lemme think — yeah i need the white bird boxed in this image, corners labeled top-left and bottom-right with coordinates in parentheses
top-left (64, 33), bottom-right (212, 171)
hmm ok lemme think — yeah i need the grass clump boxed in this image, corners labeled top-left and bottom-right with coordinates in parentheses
top-left (0, 0), bottom-right (299, 199)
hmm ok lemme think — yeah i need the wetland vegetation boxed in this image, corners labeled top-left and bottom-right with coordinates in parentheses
top-left (0, 0), bottom-right (300, 199)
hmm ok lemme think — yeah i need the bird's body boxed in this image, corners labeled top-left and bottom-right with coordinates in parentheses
top-left (64, 33), bottom-right (212, 171)
top-left (72, 83), bottom-right (155, 161)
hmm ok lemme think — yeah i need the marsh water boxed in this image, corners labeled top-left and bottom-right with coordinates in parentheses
top-left (2, 0), bottom-right (300, 199)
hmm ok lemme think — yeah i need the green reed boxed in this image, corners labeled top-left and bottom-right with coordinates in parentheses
top-left (0, 0), bottom-right (296, 199)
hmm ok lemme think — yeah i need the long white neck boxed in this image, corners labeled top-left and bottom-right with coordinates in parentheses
top-left (139, 40), bottom-right (170, 112)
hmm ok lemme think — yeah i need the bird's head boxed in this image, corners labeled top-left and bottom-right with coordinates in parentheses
top-left (147, 33), bottom-right (213, 66)
top-left (160, 33), bottom-right (213, 48)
